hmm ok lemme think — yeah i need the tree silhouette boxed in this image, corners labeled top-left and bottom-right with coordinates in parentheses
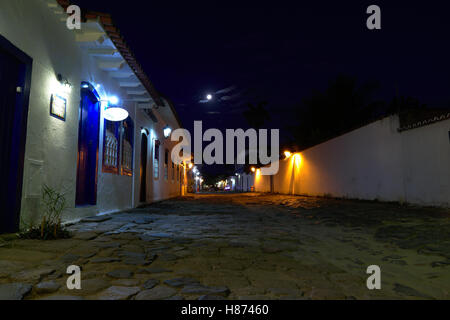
top-left (386, 96), bottom-right (427, 114)
top-left (289, 74), bottom-right (384, 150)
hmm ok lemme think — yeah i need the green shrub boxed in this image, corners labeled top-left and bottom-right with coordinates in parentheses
top-left (20, 185), bottom-right (71, 240)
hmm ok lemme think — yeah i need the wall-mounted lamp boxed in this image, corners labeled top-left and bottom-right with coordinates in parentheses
top-left (102, 96), bottom-right (129, 122)
top-left (284, 151), bottom-right (292, 158)
top-left (251, 167), bottom-right (256, 173)
top-left (109, 96), bottom-right (119, 105)
top-left (56, 73), bottom-right (72, 94)
top-left (104, 106), bottom-right (129, 122)
top-left (163, 125), bottom-right (172, 138)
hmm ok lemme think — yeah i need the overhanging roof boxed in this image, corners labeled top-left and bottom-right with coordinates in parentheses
top-left (56, 0), bottom-right (165, 107)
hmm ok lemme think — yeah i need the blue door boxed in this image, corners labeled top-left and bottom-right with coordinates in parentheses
top-left (75, 84), bottom-right (100, 206)
top-left (0, 35), bottom-right (32, 233)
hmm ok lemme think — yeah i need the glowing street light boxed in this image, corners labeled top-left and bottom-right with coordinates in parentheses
top-left (284, 151), bottom-right (292, 158)
top-left (251, 167), bottom-right (256, 173)
top-left (104, 107), bottom-right (129, 122)
top-left (103, 95), bottom-right (129, 122)
top-left (163, 125), bottom-right (172, 138)
top-left (109, 96), bottom-right (119, 105)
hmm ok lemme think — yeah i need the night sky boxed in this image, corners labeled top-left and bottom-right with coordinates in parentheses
top-left (72, 1), bottom-right (450, 174)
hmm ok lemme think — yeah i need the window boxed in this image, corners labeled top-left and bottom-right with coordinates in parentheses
top-left (103, 120), bottom-right (120, 174)
top-left (180, 166), bottom-right (184, 184)
top-left (172, 160), bottom-right (175, 181)
top-left (154, 140), bottom-right (160, 179)
top-left (121, 118), bottom-right (134, 176)
top-left (164, 149), bottom-right (169, 180)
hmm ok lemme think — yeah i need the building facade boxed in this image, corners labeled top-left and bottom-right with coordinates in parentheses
top-left (0, 0), bottom-right (186, 233)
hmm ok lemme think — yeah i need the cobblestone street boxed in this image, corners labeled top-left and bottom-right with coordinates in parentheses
top-left (0, 193), bottom-right (449, 300)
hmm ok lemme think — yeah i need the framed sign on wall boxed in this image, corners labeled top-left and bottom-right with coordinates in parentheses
top-left (50, 94), bottom-right (67, 121)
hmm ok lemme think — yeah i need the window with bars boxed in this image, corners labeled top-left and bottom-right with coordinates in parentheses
top-left (121, 118), bottom-right (134, 176)
top-left (103, 120), bottom-right (120, 174)
top-left (172, 160), bottom-right (175, 181)
top-left (154, 140), bottom-right (160, 180)
top-left (164, 149), bottom-right (169, 180)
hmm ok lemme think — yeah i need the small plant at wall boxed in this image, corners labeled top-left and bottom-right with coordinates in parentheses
top-left (20, 185), bottom-right (71, 240)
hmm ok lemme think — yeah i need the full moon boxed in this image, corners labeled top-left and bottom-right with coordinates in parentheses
top-left (206, 94), bottom-right (213, 101)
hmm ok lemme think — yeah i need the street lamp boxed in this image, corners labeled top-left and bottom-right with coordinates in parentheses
top-left (109, 96), bottom-right (119, 105)
top-left (163, 125), bottom-right (172, 138)
top-left (103, 96), bottom-right (129, 122)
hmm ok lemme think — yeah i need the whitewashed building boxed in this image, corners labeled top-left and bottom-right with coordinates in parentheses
top-left (0, 0), bottom-right (187, 233)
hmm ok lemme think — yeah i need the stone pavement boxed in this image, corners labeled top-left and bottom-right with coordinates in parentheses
top-left (0, 193), bottom-right (449, 300)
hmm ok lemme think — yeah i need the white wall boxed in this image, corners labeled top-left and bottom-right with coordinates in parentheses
top-left (401, 119), bottom-right (450, 206)
top-left (0, 0), bottom-right (184, 227)
top-left (255, 115), bottom-right (450, 207)
top-left (133, 106), bottom-right (184, 206)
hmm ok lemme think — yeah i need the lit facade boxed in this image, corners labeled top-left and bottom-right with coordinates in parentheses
top-left (254, 114), bottom-right (450, 207)
top-left (0, 0), bottom-right (186, 233)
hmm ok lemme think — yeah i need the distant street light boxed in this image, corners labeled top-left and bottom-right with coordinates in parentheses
top-left (163, 125), bottom-right (172, 138)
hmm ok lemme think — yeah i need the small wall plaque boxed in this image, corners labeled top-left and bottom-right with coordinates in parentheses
top-left (50, 94), bottom-right (67, 121)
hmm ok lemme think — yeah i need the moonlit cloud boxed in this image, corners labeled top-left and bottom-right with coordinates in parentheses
top-left (221, 93), bottom-right (241, 101)
top-left (215, 86), bottom-right (237, 95)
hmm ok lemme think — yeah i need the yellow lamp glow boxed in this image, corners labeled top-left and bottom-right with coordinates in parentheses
top-left (294, 154), bottom-right (302, 167)
top-left (251, 167), bottom-right (256, 173)
top-left (188, 163), bottom-right (194, 169)
top-left (284, 151), bottom-right (292, 158)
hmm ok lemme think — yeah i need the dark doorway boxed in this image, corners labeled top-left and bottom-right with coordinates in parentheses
top-left (0, 35), bottom-right (32, 234)
top-left (75, 83), bottom-right (100, 206)
top-left (140, 132), bottom-right (148, 203)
